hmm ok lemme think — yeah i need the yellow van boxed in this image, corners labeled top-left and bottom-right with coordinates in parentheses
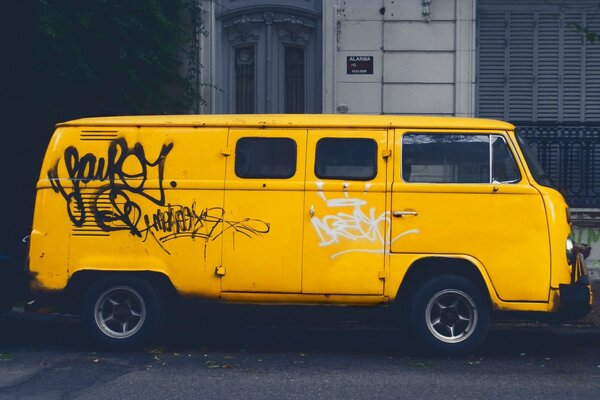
top-left (28, 114), bottom-right (591, 353)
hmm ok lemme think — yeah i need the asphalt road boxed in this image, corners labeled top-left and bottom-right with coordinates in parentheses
top-left (1, 304), bottom-right (600, 400)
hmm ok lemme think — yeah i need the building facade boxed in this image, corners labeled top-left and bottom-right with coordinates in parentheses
top-left (197, 0), bottom-right (600, 272)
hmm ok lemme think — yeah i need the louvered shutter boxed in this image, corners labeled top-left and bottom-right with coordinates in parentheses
top-left (563, 13), bottom-right (585, 121)
top-left (537, 13), bottom-right (560, 121)
top-left (586, 14), bottom-right (600, 121)
top-left (508, 13), bottom-right (535, 120)
top-left (478, 1), bottom-right (599, 122)
top-left (477, 11), bottom-right (507, 119)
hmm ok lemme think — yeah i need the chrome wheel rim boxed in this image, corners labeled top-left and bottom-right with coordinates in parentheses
top-left (94, 286), bottom-right (146, 339)
top-left (425, 289), bottom-right (477, 344)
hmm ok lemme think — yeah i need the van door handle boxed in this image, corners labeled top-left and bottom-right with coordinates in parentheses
top-left (309, 205), bottom-right (315, 217)
top-left (392, 210), bottom-right (418, 217)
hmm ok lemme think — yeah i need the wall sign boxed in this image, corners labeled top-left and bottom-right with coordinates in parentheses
top-left (347, 56), bottom-right (373, 75)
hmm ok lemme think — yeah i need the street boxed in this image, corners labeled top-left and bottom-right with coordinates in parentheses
top-left (1, 304), bottom-right (600, 399)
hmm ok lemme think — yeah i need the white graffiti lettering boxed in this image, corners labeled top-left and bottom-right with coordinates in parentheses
top-left (311, 182), bottom-right (419, 259)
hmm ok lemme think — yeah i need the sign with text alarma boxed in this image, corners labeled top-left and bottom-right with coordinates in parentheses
top-left (347, 56), bottom-right (373, 74)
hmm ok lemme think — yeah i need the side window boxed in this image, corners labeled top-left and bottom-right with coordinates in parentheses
top-left (402, 133), bottom-right (521, 184)
top-left (315, 138), bottom-right (377, 180)
top-left (235, 137), bottom-right (296, 179)
top-left (491, 135), bottom-right (521, 183)
top-left (402, 134), bottom-right (489, 183)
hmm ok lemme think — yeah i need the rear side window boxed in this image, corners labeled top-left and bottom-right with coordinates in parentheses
top-left (402, 133), bottom-right (520, 184)
top-left (315, 138), bottom-right (377, 180)
top-left (235, 137), bottom-right (296, 179)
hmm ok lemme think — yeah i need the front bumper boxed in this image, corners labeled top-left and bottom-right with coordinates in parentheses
top-left (559, 247), bottom-right (592, 320)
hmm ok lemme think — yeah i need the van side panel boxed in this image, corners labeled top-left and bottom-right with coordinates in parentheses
top-left (221, 129), bottom-right (307, 293)
top-left (30, 117), bottom-right (569, 315)
top-left (33, 126), bottom-right (230, 298)
top-left (301, 129), bottom-right (388, 295)
top-left (386, 254), bottom-right (554, 312)
top-left (29, 189), bottom-right (71, 290)
top-left (390, 130), bottom-right (551, 302)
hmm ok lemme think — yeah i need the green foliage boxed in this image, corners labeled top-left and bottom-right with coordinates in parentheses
top-left (36, 0), bottom-right (205, 122)
top-left (569, 23), bottom-right (600, 44)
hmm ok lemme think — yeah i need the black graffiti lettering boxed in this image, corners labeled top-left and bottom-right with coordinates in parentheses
top-left (140, 203), bottom-right (270, 255)
top-left (93, 187), bottom-right (143, 236)
top-left (48, 138), bottom-right (173, 232)
top-left (220, 217), bottom-right (272, 239)
top-left (142, 204), bottom-right (217, 242)
top-left (49, 139), bottom-right (270, 256)
top-left (142, 203), bottom-right (271, 245)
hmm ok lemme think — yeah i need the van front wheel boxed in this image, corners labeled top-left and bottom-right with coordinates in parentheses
top-left (410, 275), bottom-right (490, 355)
top-left (82, 276), bottom-right (164, 348)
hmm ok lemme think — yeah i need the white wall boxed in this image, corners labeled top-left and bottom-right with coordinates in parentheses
top-left (323, 0), bottom-right (476, 116)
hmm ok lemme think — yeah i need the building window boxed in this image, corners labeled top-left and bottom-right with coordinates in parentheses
top-left (284, 46), bottom-right (305, 113)
top-left (235, 47), bottom-right (256, 113)
top-left (217, 2), bottom-right (322, 114)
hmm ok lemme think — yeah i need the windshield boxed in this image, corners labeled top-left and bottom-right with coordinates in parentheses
top-left (515, 134), bottom-right (555, 188)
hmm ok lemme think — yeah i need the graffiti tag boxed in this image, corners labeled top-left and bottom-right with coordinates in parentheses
top-left (311, 184), bottom-right (418, 259)
top-left (141, 203), bottom-right (270, 255)
top-left (48, 139), bottom-right (270, 255)
top-left (48, 138), bottom-right (173, 233)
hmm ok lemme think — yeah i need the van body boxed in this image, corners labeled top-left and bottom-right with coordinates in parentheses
top-left (29, 114), bottom-right (591, 353)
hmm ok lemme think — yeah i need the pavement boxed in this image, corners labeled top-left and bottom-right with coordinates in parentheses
top-left (4, 301), bottom-right (600, 351)
top-left (2, 303), bottom-right (600, 399)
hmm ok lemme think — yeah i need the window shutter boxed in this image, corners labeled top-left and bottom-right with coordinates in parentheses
top-left (478, 3), bottom-right (597, 122)
top-left (585, 14), bottom-right (600, 121)
top-left (563, 13), bottom-right (585, 121)
top-left (536, 13), bottom-right (560, 121)
top-left (507, 13), bottom-right (535, 121)
top-left (477, 11), bottom-right (507, 119)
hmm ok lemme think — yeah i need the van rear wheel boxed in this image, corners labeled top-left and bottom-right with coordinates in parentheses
top-left (82, 276), bottom-right (164, 348)
top-left (410, 275), bottom-right (490, 355)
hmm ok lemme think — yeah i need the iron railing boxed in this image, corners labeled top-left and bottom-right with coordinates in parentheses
top-left (516, 123), bottom-right (600, 208)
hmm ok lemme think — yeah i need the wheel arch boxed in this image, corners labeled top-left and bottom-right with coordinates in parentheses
top-left (64, 269), bottom-right (177, 312)
top-left (393, 256), bottom-right (499, 309)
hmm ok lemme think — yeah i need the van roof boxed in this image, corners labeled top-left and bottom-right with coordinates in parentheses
top-left (58, 114), bottom-right (515, 131)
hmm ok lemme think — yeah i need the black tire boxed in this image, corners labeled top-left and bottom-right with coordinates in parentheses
top-left (409, 275), bottom-right (490, 356)
top-left (81, 276), bottom-right (164, 349)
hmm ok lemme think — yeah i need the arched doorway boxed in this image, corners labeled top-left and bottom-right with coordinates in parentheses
top-left (216, 1), bottom-right (322, 113)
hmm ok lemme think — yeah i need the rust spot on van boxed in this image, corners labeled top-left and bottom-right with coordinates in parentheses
top-left (28, 272), bottom-right (45, 291)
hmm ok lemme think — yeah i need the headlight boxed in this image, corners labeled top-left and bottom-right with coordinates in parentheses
top-left (566, 237), bottom-right (576, 265)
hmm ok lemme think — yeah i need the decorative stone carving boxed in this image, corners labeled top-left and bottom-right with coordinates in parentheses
top-left (224, 15), bottom-right (263, 44)
top-left (275, 14), bottom-right (313, 44)
top-left (422, 0), bottom-right (432, 23)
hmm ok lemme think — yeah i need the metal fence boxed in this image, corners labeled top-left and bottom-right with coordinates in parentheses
top-left (516, 123), bottom-right (600, 208)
